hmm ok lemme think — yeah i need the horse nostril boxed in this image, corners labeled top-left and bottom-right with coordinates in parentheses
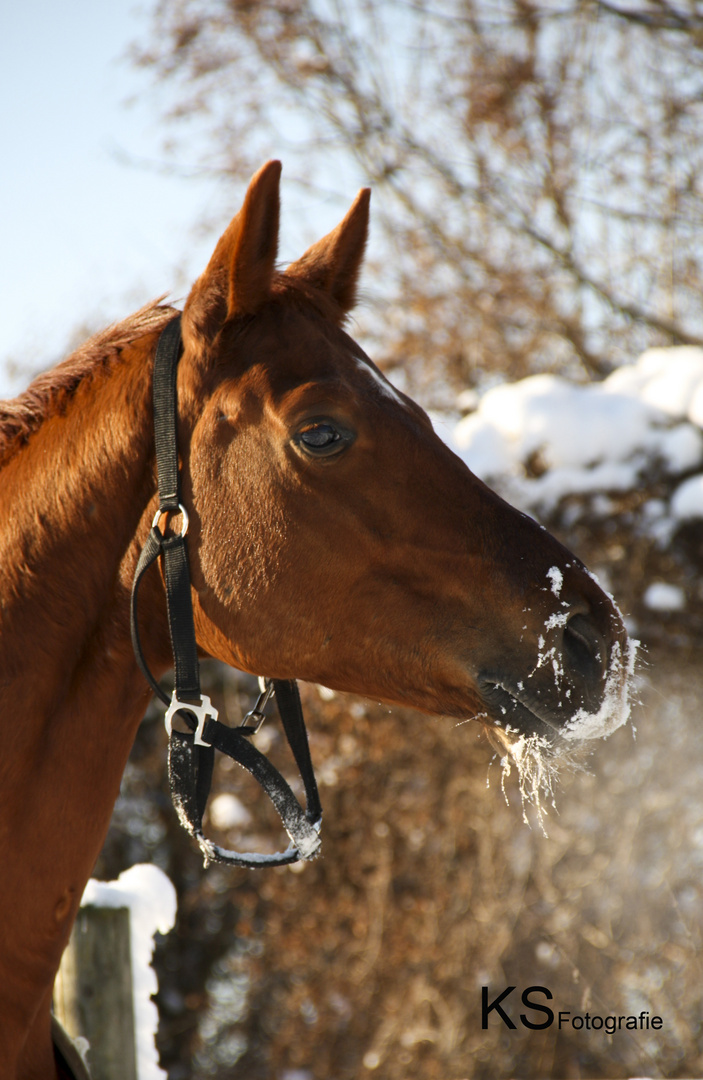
top-left (563, 612), bottom-right (606, 686)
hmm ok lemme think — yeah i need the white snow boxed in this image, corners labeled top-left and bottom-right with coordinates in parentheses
top-left (643, 582), bottom-right (686, 612)
top-left (208, 792), bottom-right (252, 829)
top-left (605, 346), bottom-right (703, 419)
top-left (546, 566), bottom-right (564, 598)
top-left (452, 347), bottom-right (703, 528)
top-left (562, 638), bottom-right (638, 741)
top-left (671, 473), bottom-right (703, 520)
top-left (82, 864), bottom-right (177, 1080)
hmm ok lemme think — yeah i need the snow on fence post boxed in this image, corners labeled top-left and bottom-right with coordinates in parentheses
top-left (54, 904), bottom-right (138, 1080)
top-left (53, 864), bottom-right (177, 1080)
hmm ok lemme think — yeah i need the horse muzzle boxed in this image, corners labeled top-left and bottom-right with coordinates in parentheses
top-left (476, 608), bottom-right (634, 743)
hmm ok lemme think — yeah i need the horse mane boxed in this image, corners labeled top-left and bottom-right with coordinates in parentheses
top-left (0, 299), bottom-right (177, 466)
top-left (0, 277), bottom-right (352, 469)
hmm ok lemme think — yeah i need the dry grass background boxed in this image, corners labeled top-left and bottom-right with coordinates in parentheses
top-left (185, 661), bottom-right (703, 1080)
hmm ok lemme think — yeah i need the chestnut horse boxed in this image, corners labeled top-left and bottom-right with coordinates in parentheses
top-left (0, 161), bottom-right (631, 1079)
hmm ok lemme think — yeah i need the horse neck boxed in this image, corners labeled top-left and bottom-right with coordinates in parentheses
top-left (0, 330), bottom-right (170, 862)
top-left (0, 333), bottom-right (175, 1076)
top-left (0, 334), bottom-right (167, 723)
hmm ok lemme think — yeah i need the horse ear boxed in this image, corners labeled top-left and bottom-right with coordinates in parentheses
top-left (183, 160), bottom-right (282, 344)
top-left (285, 188), bottom-right (371, 319)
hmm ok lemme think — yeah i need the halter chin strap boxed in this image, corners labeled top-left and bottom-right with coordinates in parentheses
top-left (130, 315), bottom-right (322, 868)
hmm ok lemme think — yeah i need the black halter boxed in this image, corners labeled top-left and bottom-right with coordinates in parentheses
top-left (130, 315), bottom-right (322, 868)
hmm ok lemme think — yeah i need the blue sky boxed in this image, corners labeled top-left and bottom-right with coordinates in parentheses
top-left (0, 0), bottom-right (221, 397)
top-left (1, 0), bottom-right (380, 404)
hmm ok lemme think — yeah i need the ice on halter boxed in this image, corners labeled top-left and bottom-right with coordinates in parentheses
top-left (82, 864), bottom-right (177, 1080)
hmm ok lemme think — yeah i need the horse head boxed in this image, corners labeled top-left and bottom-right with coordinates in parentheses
top-left (161, 160), bottom-right (632, 747)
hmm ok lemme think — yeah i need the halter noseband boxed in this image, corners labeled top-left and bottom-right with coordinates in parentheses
top-left (130, 315), bottom-right (322, 868)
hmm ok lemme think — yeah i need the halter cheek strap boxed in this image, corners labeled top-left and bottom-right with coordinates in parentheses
top-left (130, 314), bottom-right (322, 868)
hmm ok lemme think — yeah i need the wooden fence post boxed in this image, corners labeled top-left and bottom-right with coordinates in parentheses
top-left (53, 905), bottom-right (138, 1080)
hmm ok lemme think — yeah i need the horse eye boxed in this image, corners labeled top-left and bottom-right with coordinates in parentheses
top-left (301, 424), bottom-right (339, 448)
top-left (295, 422), bottom-right (351, 457)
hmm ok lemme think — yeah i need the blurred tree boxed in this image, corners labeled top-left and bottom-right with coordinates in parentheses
top-left (134, 0), bottom-right (703, 401)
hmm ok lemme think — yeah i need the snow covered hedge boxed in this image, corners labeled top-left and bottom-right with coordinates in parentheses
top-left (453, 347), bottom-right (703, 532)
top-left (449, 347), bottom-right (703, 633)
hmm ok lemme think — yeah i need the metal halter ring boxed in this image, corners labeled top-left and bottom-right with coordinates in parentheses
top-left (152, 503), bottom-right (190, 538)
top-left (238, 678), bottom-right (275, 735)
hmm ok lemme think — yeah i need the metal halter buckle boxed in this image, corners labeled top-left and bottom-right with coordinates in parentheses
top-left (238, 678), bottom-right (275, 735)
top-left (165, 691), bottom-right (218, 747)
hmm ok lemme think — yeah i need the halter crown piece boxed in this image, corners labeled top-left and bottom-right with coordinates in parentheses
top-left (130, 315), bottom-right (322, 868)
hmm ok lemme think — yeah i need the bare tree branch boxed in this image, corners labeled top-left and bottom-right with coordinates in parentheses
top-left (132, 0), bottom-right (703, 393)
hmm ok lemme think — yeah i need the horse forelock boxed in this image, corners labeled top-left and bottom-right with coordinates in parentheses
top-left (0, 299), bottom-right (176, 466)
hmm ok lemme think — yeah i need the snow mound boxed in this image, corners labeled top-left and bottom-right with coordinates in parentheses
top-left (452, 347), bottom-right (703, 524)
